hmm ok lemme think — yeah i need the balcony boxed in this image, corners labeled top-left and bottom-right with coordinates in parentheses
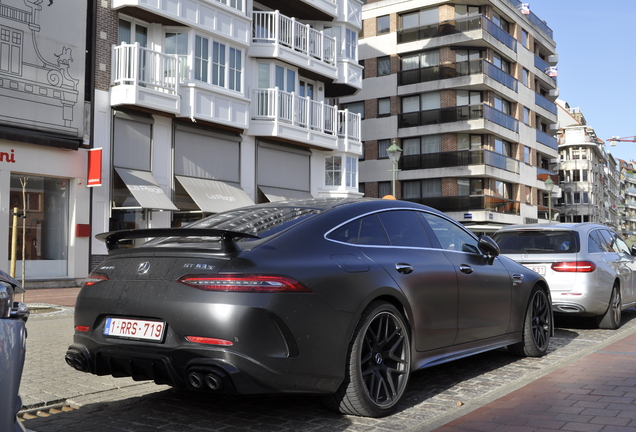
top-left (400, 149), bottom-right (519, 173)
top-left (398, 15), bottom-right (517, 52)
top-left (504, 0), bottom-right (554, 39)
top-left (111, 43), bottom-right (250, 128)
top-left (251, 11), bottom-right (337, 80)
top-left (536, 129), bottom-right (558, 150)
top-left (112, 0), bottom-right (250, 45)
top-left (110, 43), bottom-right (180, 114)
top-left (398, 103), bottom-right (519, 133)
top-left (249, 87), bottom-right (361, 151)
top-left (398, 59), bottom-right (518, 91)
top-left (535, 93), bottom-right (557, 116)
top-left (534, 55), bottom-right (557, 85)
top-left (404, 195), bottom-right (520, 215)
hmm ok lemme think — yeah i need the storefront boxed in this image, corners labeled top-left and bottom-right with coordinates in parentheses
top-left (0, 141), bottom-right (89, 285)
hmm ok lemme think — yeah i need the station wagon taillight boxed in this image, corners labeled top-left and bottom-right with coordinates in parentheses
top-left (551, 261), bottom-right (596, 273)
top-left (178, 274), bottom-right (313, 293)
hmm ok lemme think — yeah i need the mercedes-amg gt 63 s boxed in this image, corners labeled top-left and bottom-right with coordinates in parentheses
top-left (66, 198), bottom-right (552, 417)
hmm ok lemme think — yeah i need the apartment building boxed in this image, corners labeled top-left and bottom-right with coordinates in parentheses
top-left (341, 0), bottom-right (559, 234)
top-left (0, 1), bottom-right (91, 286)
top-left (618, 159), bottom-right (636, 235)
top-left (90, 0), bottom-right (363, 265)
top-left (555, 125), bottom-right (619, 228)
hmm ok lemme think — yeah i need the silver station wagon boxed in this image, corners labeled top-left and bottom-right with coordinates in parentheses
top-left (493, 223), bottom-right (636, 329)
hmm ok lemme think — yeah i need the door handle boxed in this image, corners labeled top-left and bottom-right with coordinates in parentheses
top-left (396, 263), bottom-right (413, 274)
top-left (459, 264), bottom-right (473, 274)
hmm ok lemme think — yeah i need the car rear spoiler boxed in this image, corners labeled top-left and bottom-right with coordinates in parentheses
top-left (96, 228), bottom-right (260, 254)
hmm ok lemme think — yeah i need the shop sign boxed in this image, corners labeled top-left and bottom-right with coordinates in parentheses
top-left (0, 149), bottom-right (16, 164)
top-left (87, 148), bottom-right (102, 187)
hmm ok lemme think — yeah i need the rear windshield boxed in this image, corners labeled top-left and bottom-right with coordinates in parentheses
top-left (145, 206), bottom-right (320, 248)
top-left (494, 230), bottom-right (579, 254)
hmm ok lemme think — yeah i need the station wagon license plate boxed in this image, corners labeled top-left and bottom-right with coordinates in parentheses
top-left (104, 318), bottom-right (165, 341)
top-left (524, 265), bottom-right (546, 275)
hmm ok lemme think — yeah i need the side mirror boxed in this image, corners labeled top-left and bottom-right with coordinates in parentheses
top-left (631, 245), bottom-right (636, 257)
top-left (0, 282), bottom-right (13, 318)
top-left (478, 235), bottom-right (500, 264)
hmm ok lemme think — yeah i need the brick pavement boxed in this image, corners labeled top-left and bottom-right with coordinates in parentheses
top-left (432, 332), bottom-right (636, 432)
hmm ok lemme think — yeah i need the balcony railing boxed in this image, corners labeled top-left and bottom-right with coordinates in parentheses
top-left (536, 129), bottom-right (558, 150)
top-left (404, 195), bottom-right (520, 215)
top-left (534, 55), bottom-right (556, 82)
top-left (483, 105), bottom-right (519, 132)
top-left (253, 11), bottom-right (336, 66)
top-left (398, 103), bottom-right (519, 132)
top-left (535, 93), bottom-right (557, 115)
top-left (398, 15), bottom-right (517, 52)
top-left (504, 0), bottom-right (554, 38)
top-left (398, 59), bottom-right (518, 91)
top-left (400, 149), bottom-right (519, 173)
top-left (112, 43), bottom-right (179, 95)
top-left (251, 88), bottom-right (360, 140)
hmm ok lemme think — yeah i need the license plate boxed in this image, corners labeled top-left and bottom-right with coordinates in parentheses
top-left (104, 317), bottom-right (165, 341)
top-left (525, 265), bottom-right (546, 275)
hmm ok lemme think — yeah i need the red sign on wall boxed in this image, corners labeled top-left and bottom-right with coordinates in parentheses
top-left (87, 148), bottom-right (102, 187)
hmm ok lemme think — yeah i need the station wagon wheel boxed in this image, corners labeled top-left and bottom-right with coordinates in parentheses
top-left (598, 284), bottom-right (621, 330)
top-left (326, 301), bottom-right (411, 417)
top-left (509, 286), bottom-right (551, 357)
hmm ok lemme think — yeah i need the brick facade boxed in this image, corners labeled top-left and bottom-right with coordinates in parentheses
top-left (95, 0), bottom-right (118, 92)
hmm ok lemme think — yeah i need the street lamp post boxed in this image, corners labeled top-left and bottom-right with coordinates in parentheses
top-left (545, 177), bottom-right (555, 222)
top-left (386, 139), bottom-right (402, 198)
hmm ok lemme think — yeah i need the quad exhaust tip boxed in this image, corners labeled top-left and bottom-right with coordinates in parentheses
top-left (186, 369), bottom-right (225, 391)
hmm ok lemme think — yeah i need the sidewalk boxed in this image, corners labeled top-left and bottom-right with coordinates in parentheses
top-left (21, 287), bottom-right (81, 308)
top-left (429, 330), bottom-right (636, 432)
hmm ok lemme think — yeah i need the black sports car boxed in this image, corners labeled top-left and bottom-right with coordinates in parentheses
top-left (66, 198), bottom-right (552, 417)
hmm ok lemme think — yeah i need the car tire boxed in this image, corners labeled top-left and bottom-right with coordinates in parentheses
top-left (325, 301), bottom-right (411, 417)
top-left (508, 287), bottom-right (551, 357)
top-left (598, 285), bottom-right (621, 330)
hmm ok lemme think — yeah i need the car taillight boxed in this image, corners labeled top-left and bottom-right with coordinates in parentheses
top-left (75, 326), bottom-right (90, 332)
top-left (178, 274), bottom-right (313, 293)
top-left (83, 274), bottom-right (108, 287)
top-left (551, 261), bottom-right (596, 273)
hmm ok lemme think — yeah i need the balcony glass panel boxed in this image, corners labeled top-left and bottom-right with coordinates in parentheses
top-left (504, 0), bottom-right (553, 38)
top-left (404, 195), bottom-right (520, 215)
top-left (400, 149), bottom-right (518, 173)
top-left (482, 61), bottom-right (518, 91)
top-left (536, 129), bottom-right (558, 150)
top-left (483, 104), bottom-right (518, 132)
top-left (397, 15), bottom-right (516, 51)
top-left (534, 93), bottom-right (557, 115)
top-left (399, 104), bottom-right (483, 128)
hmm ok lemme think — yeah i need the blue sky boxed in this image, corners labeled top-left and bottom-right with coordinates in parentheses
top-left (528, 1), bottom-right (636, 163)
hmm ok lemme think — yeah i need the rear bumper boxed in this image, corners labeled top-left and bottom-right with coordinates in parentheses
top-left (65, 337), bottom-right (342, 395)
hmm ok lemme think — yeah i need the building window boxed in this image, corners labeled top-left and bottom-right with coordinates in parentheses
top-left (491, 12), bottom-right (509, 33)
top-left (455, 5), bottom-right (480, 17)
top-left (583, 192), bottom-right (589, 203)
top-left (378, 181), bottom-right (391, 197)
top-left (229, 48), bottom-right (242, 91)
top-left (345, 29), bottom-right (357, 60)
top-left (495, 181), bottom-right (512, 199)
top-left (401, 50), bottom-right (440, 70)
top-left (403, 179), bottom-right (442, 198)
top-left (521, 29), bottom-right (528, 47)
top-left (195, 36), bottom-right (209, 82)
top-left (378, 56), bottom-right (391, 76)
top-left (343, 101), bottom-right (364, 119)
top-left (325, 156), bottom-right (342, 186)
top-left (378, 97), bottom-right (391, 117)
top-left (458, 134), bottom-right (483, 150)
top-left (524, 107), bottom-right (530, 125)
top-left (493, 54), bottom-right (510, 74)
top-left (401, 7), bottom-right (438, 29)
top-left (165, 32), bottom-right (188, 78)
top-left (494, 95), bottom-right (511, 115)
top-left (378, 139), bottom-right (391, 159)
top-left (402, 91), bottom-right (440, 113)
top-left (524, 147), bottom-right (530, 164)
top-left (212, 41), bottom-right (226, 87)
top-left (573, 192), bottom-right (581, 204)
top-left (346, 157), bottom-right (357, 187)
top-left (494, 138), bottom-right (512, 157)
top-left (457, 90), bottom-right (481, 106)
top-left (522, 68), bottom-right (529, 86)
top-left (377, 15), bottom-right (390, 34)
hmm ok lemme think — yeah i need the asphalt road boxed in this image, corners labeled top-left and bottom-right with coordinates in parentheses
top-left (19, 308), bottom-right (636, 432)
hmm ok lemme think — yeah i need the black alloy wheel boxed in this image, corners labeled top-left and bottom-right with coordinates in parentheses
top-left (327, 301), bottom-right (411, 417)
top-left (599, 285), bottom-right (621, 330)
top-left (509, 287), bottom-right (551, 357)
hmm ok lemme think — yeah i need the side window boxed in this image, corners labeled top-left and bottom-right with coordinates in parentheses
top-left (613, 234), bottom-right (632, 256)
top-left (327, 215), bottom-right (389, 246)
top-left (419, 212), bottom-right (480, 254)
top-left (598, 229), bottom-right (617, 253)
top-left (376, 210), bottom-right (432, 248)
top-left (588, 230), bottom-right (607, 253)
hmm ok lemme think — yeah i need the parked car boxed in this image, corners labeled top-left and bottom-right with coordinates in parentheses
top-left (66, 198), bottom-right (552, 417)
top-left (0, 270), bottom-right (29, 432)
top-left (493, 223), bottom-right (636, 329)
